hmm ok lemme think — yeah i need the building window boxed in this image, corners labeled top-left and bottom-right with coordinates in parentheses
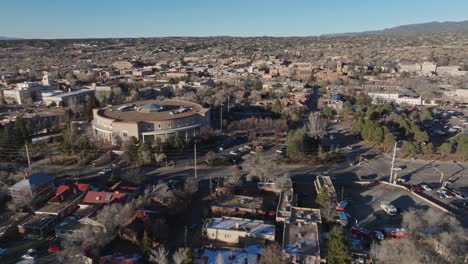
top-left (177, 121), bottom-right (181, 127)
top-left (122, 131), bottom-right (128, 137)
top-left (168, 123), bottom-right (171, 128)
top-left (158, 124), bottom-right (161, 129)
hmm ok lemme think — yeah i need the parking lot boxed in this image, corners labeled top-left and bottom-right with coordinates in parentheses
top-left (341, 182), bottom-right (429, 230)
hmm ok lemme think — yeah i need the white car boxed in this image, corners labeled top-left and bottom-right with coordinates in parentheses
top-left (393, 167), bottom-right (403, 171)
top-left (420, 184), bottom-right (432, 191)
top-left (437, 189), bottom-right (453, 199)
top-left (396, 177), bottom-right (407, 183)
top-left (276, 148), bottom-right (286, 154)
top-left (244, 145), bottom-right (252, 150)
top-left (346, 146), bottom-right (353, 150)
top-left (229, 151), bottom-right (238, 156)
top-left (22, 249), bottom-right (38, 260)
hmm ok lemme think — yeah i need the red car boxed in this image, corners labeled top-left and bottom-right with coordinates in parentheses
top-left (410, 185), bottom-right (424, 193)
top-left (47, 245), bottom-right (61, 253)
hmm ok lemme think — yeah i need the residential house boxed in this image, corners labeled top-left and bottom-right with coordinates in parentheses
top-left (81, 191), bottom-right (128, 205)
top-left (35, 183), bottom-right (89, 220)
top-left (120, 210), bottom-right (161, 244)
top-left (8, 173), bottom-right (54, 208)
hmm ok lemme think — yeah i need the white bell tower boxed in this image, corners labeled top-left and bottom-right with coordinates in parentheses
top-left (42, 71), bottom-right (49, 86)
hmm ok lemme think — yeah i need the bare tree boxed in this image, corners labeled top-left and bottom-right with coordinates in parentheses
top-left (244, 154), bottom-right (283, 183)
top-left (306, 112), bottom-right (327, 139)
top-left (258, 243), bottom-right (287, 264)
top-left (183, 178), bottom-right (199, 195)
top-left (149, 246), bottom-right (169, 264)
top-left (372, 238), bottom-right (424, 264)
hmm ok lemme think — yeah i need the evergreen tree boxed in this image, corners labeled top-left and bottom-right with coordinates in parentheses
top-left (124, 136), bottom-right (139, 165)
top-left (326, 227), bottom-right (350, 264)
top-left (141, 230), bottom-right (152, 256)
top-left (315, 187), bottom-right (330, 208)
top-left (138, 142), bottom-right (153, 166)
top-left (271, 99), bottom-right (282, 114)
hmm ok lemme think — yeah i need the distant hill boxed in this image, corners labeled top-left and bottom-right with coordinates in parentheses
top-left (0, 36), bottom-right (22, 40)
top-left (325, 20), bottom-right (468, 36)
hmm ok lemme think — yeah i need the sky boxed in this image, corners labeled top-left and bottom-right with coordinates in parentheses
top-left (1, 0), bottom-right (467, 39)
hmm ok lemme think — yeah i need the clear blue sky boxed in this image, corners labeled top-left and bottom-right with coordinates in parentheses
top-left (1, 0), bottom-right (467, 39)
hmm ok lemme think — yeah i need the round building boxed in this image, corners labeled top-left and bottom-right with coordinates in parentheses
top-left (92, 99), bottom-right (210, 145)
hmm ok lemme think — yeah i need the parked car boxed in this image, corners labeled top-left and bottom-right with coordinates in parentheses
top-left (420, 184), bottom-right (432, 191)
top-left (381, 201), bottom-right (397, 215)
top-left (48, 245), bottom-right (61, 253)
top-left (410, 185), bottom-right (424, 193)
top-left (451, 199), bottom-right (468, 208)
top-left (393, 167), bottom-right (403, 171)
top-left (346, 146), bottom-right (353, 150)
top-left (374, 230), bottom-right (384, 240)
top-left (21, 249), bottom-right (38, 260)
top-left (229, 151), bottom-right (238, 156)
top-left (396, 177), bottom-right (407, 184)
top-left (437, 189), bottom-right (453, 199)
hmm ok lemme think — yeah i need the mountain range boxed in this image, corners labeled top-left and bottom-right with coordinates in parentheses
top-left (2, 20), bottom-right (468, 39)
top-left (0, 36), bottom-right (22, 40)
top-left (325, 20), bottom-right (468, 36)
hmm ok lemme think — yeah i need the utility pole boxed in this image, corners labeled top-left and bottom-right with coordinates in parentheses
top-left (389, 142), bottom-right (397, 183)
top-left (209, 174), bottom-right (213, 195)
top-left (184, 225), bottom-right (188, 248)
top-left (25, 144), bottom-right (31, 171)
top-left (341, 186), bottom-right (344, 202)
top-left (220, 103), bottom-right (223, 135)
top-left (194, 143), bottom-right (198, 180)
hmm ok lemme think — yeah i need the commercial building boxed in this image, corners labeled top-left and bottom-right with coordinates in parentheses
top-left (3, 72), bottom-right (53, 105)
top-left (203, 217), bottom-right (275, 244)
top-left (92, 99), bottom-right (210, 145)
top-left (42, 89), bottom-right (94, 106)
top-left (18, 215), bottom-right (57, 238)
top-left (282, 207), bottom-right (322, 264)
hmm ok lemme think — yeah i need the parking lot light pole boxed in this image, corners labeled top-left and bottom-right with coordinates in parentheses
top-left (389, 142), bottom-right (397, 183)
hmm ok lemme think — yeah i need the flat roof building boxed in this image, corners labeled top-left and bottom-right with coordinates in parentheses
top-left (92, 99), bottom-right (210, 145)
top-left (282, 207), bottom-right (322, 264)
top-left (203, 217), bottom-right (275, 244)
top-left (211, 195), bottom-right (265, 216)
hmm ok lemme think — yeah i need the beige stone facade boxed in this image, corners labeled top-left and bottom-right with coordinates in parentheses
top-left (92, 99), bottom-right (210, 145)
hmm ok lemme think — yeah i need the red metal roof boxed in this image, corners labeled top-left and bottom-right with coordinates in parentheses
top-left (82, 191), bottom-right (128, 204)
